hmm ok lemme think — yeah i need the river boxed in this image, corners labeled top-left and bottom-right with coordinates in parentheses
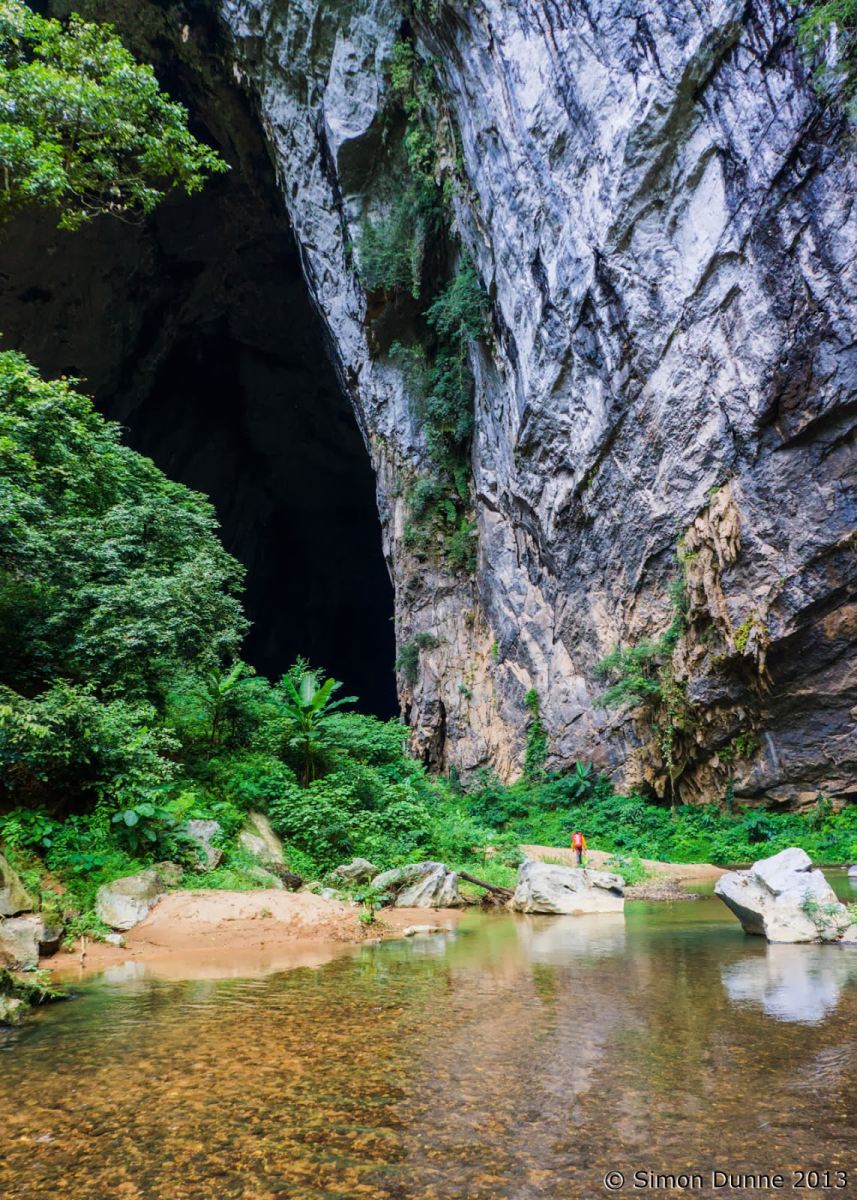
top-left (2, 877), bottom-right (855, 1199)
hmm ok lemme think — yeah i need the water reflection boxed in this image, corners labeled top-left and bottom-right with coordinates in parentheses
top-left (515, 912), bottom-right (627, 963)
top-left (2, 903), bottom-right (855, 1200)
top-left (721, 943), bottom-right (857, 1023)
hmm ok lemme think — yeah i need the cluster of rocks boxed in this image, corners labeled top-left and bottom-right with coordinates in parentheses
top-left (93, 811), bottom-right (299, 935)
top-left (327, 856), bottom-right (626, 914)
top-left (1, 810), bottom-right (303, 971)
top-left (0, 853), bottom-right (63, 973)
top-left (715, 848), bottom-right (856, 945)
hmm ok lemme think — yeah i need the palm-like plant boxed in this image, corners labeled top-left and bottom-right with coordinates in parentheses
top-left (278, 668), bottom-right (355, 784)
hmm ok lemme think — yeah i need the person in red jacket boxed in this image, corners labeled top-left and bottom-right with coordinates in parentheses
top-left (571, 830), bottom-right (587, 866)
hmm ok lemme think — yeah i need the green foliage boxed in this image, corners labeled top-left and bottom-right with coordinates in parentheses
top-left (0, 805), bottom-right (57, 851)
top-left (60, 910), bottom-right (111, 950)
top-left (357, 189), bottom-right (429, 298)
top-left (425, 262), bottom-right (489, 344)
top-left (277, 666), bottom-right (356, 784)
top-left (0, 965), bottom-right (66, 1008)
top-left (0, 351), bottom-right (247, 702)
top-left (351, 881), bottom-right (392, 925)
top-left (796, 0), bottom-right (857, 116)
top-left (523, 689), bottom-right (548, 780)
top-left (595, 580), bottom-right (685, 709)
top-left (603, 852), bottom-right (652, 887)
top-left (594, 578), bottom-right (693, 802)
top-left (396, 632), bottom-right (438, 686)
top-left (0, 681), bottom-right (178, 812)
top-left (110, 799), bottom-right (186, 859)
top-left (459, 773), bottom-right (857, 868)
top-left (0, 0), bottom-right (226, 229)
top-left (361, 33), bottom-right (488, 574)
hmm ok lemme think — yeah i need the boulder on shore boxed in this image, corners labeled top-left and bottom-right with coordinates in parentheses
top-left (185, 820), bottom-right (223, 871)
top-left (714, 847), bottom-right (852, 944)
top-left (0, 853), bottom-right (36, 917)
top-left (0, 914), bottom-right (62, 968)
top-left (372, 862), bottom-right (464, 908)
top-left (330, 858), bottom-right (378, 885)
top-left (95, 867), bottom-right (165, 931)
top-left (238, 812), bottom-right (286, 870)
top-left (510, 860), bottom-right (625, 915)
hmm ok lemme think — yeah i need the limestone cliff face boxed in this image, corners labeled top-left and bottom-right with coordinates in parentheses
top-left (218, 0), bottom-right (856, 807)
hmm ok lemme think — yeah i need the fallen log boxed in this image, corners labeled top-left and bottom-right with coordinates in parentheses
top-left (458, 871), bottom-right (514, 901)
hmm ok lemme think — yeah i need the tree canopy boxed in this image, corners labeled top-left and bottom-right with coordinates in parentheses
top-left (0, 0), bottom-right (226, 228)
top-left (0, 350), bottom-right (247, 701)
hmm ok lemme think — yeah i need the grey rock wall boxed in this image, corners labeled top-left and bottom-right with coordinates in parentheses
top-left (218, 0), bottom-right (856, 805)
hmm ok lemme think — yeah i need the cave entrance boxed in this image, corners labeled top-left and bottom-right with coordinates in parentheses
top-left (0, 46), bottom-right (397, 717)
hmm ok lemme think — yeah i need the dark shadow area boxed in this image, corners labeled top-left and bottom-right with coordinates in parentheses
top-left (0, 40), bottom-right (397, 715)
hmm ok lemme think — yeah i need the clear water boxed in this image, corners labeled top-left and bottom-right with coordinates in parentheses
top-left (2, 885), bottom-right (856, 1199)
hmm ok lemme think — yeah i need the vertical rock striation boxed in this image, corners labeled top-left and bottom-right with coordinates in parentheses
top-left (218, 0), bottom-right (856, 805)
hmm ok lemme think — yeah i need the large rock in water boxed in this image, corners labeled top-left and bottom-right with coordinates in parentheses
top-left (372, 862), bottom-right (464, 908)
top-left (510, 861), bottom-right (625, 915)
top-left (95, 868), bottom-right (165, 932)
top-left (0, 853), bottom-right (35, 917)
top-left (715, 848), bottom-right (852, 944)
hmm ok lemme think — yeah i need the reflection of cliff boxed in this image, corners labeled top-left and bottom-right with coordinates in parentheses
top-left (722, 945), bottom-right (857, 1024)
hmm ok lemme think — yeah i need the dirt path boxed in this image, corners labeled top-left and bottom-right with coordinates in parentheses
top-left (49, 889), bottom-right (466, 982)
top-left (521, 844), bottom-right (726, 882)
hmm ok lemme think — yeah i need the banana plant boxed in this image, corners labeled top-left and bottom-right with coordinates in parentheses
top-left (277, 669), bottom-right (355, 784)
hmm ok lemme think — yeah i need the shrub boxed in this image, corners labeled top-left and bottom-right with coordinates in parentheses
top-left (395, 632), bottom-right (438, 686)
top-left (796, 0), bottom-right (857, 116)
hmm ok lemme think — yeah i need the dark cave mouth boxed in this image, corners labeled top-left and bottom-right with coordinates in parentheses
top-left (0, 44), bottom-right (398, 717)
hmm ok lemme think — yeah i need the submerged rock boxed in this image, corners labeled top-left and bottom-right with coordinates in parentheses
top-left (0, 854), bottom-right (35, 917)
top-left (372, 862), bottom-right (464, 908)
top-left (715, 848), bottom-right (852, 944)
top-left (0, 995), bottom-right (27, 1026)
top-left (238, 812), bottom-right (286, 869)
top-left (185, 820), bottom-right (224, 871)
top-left (330, 858), bottom-right (378, 885)
top-left (510, 861), bottom-right (625, 915)
top-left (95, 868), bottom-right (164, 931)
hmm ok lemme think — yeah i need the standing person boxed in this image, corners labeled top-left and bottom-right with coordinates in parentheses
top-left (571, 830), bottom-right (587, 866)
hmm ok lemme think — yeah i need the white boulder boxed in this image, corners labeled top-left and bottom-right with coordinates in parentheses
top-left (510, 860), bottom-right (625, 915)
top-left (95, 868), bottom-right (165, 931)
top-left (715, 848), bottom-right (852, 944)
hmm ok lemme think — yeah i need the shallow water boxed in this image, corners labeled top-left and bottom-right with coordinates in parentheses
top-left (2, 893), bottom-right (856, 1200)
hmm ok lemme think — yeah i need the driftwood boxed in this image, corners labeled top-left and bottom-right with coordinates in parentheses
top-left (458, 871), bottom-right (514, 902)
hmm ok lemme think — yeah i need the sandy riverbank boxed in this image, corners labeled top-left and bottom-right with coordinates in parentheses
top-left (521, 844), bottom-right (726, 882)
top-left (48, 889), bottom-right (466, 981)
